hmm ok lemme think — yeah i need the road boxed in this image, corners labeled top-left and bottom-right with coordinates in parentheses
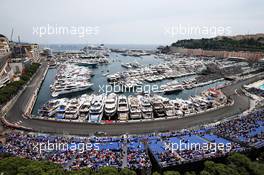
top-left (3, 62), bottom-right (264, 136)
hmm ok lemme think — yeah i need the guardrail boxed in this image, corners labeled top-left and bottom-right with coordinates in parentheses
top-left (0, 114), bottom-right (33, 131)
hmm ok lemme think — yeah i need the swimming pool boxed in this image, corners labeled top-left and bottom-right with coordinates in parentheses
top-left (260, 84), bottom-right (264, 90)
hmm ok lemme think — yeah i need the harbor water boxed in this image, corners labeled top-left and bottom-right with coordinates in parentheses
top-left (32, 46), bottom-right (227, 115)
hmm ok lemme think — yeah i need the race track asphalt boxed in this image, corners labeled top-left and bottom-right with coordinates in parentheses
top-left (4, 62), bottom-right (263, 136)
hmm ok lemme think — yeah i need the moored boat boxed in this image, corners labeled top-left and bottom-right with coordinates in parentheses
top-left (138, 95), bottom-right (153, 119)
top-left (162, 99), bottom-right (176, 117)
top-left (78, 94), bottom-right (94, 119)
top-left (104, 93), bottom-right (117, 119)
top-left (88, 94), bottom-right (106, 123)
top-left (150, 95), bottom-right (166, 118)
top-left (161, 80), bottom-right (184, 94)
top-left (64, 99), bottom-right (80, 120)
top-left (128, 95), bottom-right (142, 119)
top-left (117, 95), bottom-right (129, 121)
top-left (51, 82), bottom-right (93, 97)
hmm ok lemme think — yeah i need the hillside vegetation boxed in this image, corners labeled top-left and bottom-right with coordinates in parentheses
top-left (171, 34), bottom-right (264, 52)
top-left (1, 152), bottom-right (264, 175)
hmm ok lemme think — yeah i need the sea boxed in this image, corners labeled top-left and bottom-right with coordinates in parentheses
top-left (32, 44), bottom-right (227, 115)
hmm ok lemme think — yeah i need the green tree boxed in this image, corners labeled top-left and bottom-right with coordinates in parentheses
top-left (199, 171), bottom-right (212, 175)
top-left (185, 171), bottom-right (196, 175)
top-left (67, 168), bottom-right (93, 175)
top-left (98, 167), bottom-right (118, 175)
top-left (119, 168), bottom-right (136, 175)
top-left (0, 157), bottom-right (31, 175)
top-left (204, 161), bottom-right (240, 175)
top-left (164, 171), bottom-right (181, 175)
top-left (228, 153), bottom-right (264, 175)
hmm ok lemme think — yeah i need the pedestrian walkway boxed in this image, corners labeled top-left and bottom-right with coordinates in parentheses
top-left (122, 136), bottom-right (128, 168)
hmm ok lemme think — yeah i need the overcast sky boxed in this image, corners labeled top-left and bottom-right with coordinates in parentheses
top-left (1, 0), bottom-right (263, 45)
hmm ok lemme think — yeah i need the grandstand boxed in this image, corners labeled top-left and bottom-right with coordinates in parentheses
top-left (1, 108), bottom-right (264, 171)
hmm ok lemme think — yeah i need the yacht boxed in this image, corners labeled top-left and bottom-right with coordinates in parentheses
top-left (162, 99), bottom-right (176, 117)
top-left (138, 95), bottom-right (153, 119)
top-left (150, 95), bottom-right (166, 118)
top-left (72, 59), bottom-right (98, 67)
top-left (121, 63), bottom-right (132, 69)
top-left (128, 95), bottom-right (142, 119)
top-left (160, 80), bottom-right (184, 94)
top-left (123, 79), bottom-right (140, 89)
top-left (55, 100), bottom-right (67, 119)
top-left (117, 95), bottom-right (129, 121)
top-left (51, 82), bottom-right (93, 97)
top-left (104, 93), bottom-right (117, 119)
top-left (64, 99), bottom-right (80, 120)
top-left (38, 99), bottom-right (65, 118)
top-left (50, 64), bottom-right (93, 97)
top-left (88, 94), bottom-right (105, 123)
top-left (78, 94), bottom-right (94, 119)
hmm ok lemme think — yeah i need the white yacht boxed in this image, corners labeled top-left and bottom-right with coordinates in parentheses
top-left (162, 99), bottom-right (176, 117)
top-left (78, 94), bottom-right (94, 119)
top-left (128, 95), bottom-right (142, 119)
top-left (104, 93), bottom-right (117, 119)
top-left (64, 99), bottom-right (80, 120)
top-left (121, 63), bottom-right (132, 69)
top-left (150, 95), bottom-right (166, 118)
top-left (50, 64), bottom-right (93, 97)
top-left (160, 80), bottom-right (184, 94)
top-left (138, 95), bottom-right (153, 119)
top-left (51, 82), bottom-right (93, 97)
top-left (55, 100), bottom-right (67, 119)
top-left (88, 94), bottom-right (105, 123)
top-left (38, 98), bottom-right (66, 118)
top-left (117, 95), bottom-right (129, 121)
